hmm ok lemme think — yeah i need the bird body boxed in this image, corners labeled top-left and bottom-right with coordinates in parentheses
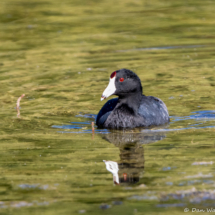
top-left (96, 69), bottom-right (169, 129)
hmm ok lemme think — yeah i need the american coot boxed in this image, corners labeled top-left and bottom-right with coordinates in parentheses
top-left (96, 69), bottom-right (169, 129)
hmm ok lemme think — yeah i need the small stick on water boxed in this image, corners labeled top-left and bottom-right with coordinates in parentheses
top-left (16, 94), bottom-right (25, 118)
top-left (91, 122), bottom-right (95, 133)
top-left (91, 122), bottom-right (95, 139)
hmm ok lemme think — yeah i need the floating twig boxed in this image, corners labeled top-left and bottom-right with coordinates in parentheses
top-left (91, 122), bottom-right (95, 139)
top-left (91, 122), bottom-right (95, 133)
top-left (16, 94), bottom-right (25, 118)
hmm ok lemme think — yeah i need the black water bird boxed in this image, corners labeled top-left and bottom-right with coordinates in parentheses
top-left (96, 69), bottom-right (169, 129)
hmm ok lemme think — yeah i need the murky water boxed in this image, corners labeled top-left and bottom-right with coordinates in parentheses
top-left (1, 0), bottom-right (215, 214)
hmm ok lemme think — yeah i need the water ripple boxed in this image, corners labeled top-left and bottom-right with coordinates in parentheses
top-left (52, 110), bottom-right (215, 134)
top-left (117, 45), bottom-right (205, 53)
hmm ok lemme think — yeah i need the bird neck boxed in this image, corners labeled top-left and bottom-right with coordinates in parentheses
top-left (118, 91), bottom-right (142, 115)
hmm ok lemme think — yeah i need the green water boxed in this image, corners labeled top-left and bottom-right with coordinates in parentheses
top-left (1, 0), bottom-right (215, 214)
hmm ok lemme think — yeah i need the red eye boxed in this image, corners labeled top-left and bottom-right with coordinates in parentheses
top-left (120, 78), bottom-right (124, 82)
top-left (110, 71), bottom-right (116, 79)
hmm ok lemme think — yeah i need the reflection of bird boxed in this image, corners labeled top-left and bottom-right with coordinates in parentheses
top-left (103, 160), bottom-right (119, 184)
top-left (102, 130), bottom-right (166, 185)
top-left (96, 68), bottom-right (169, 129)
top-left (118, 144), bottom-right (144, 184)
top-left (103, 143), bottom-right (144, 185)
top-left (102, 132), bottom-right (164, 185)
top-left (102, 131), bottom-right (166, 146)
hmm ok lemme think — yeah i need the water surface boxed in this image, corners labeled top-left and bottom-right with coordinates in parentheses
top-left (1, 0), bottom-right (215, 214)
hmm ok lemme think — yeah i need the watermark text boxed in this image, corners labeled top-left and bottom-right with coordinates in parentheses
top-left (184, 208), bottom-right (215, 213)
